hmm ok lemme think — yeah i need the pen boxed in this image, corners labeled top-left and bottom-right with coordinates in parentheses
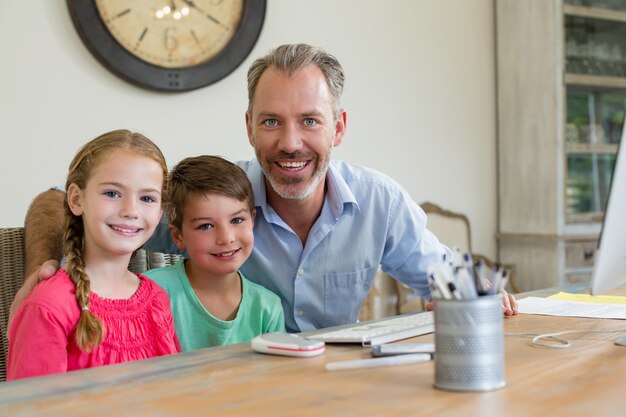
top-left (455, 262), bottom-right (478, 299)
top-left (447, 281), bottom-right (462, 300)
top-left (490, 263), bottom-right (503, 295)
top-left (427, 273), bottom-right (442, 299)
top-left (462, 252), bottom-right (474, 271)
top-left (429, 269), bottom-right (452, 299)
top-left (473, 259), bottom-right (488, 295)
top-left (498, 269), bottom-right (509, 292)
top-left (325, 353), bottom-right (432, 371)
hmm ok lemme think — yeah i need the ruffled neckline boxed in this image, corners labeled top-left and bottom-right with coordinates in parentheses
top-left (59, 269), bottom-right (155, 318)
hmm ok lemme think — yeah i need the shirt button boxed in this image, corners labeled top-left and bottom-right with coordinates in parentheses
top-left (297, 309), bottom-right (304, 317)
top-left (297, 268), bottom-right (304, 276)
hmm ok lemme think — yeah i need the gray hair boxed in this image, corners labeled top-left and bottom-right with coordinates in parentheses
top-left (247, 44), bottom-right (345, 119)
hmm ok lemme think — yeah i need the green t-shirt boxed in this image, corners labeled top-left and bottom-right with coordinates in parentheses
top-left (145, 260), bottom-right (286, 352)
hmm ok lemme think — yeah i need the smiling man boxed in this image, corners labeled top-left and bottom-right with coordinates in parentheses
top-left (230, 44), bottom-right (515, 331)
top-left (14, 44), bottom-right (517, 335)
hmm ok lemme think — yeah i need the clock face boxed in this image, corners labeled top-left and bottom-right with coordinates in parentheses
top-left (95, 0), bottom-right (244, 69)
top-left (67, 0), bottom-right (266, 92)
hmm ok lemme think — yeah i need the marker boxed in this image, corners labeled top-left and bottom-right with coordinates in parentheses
top-left (448, 281), bottom-right (463, 300)
top-left (441, 252), bottom-right (456, 282)
top-left (498, 269), bottom-right (509, 293)
top-left (462, 252), bottom-right (474, 269)
top-left (450, 246), bottom-right (464, 267)
top-left (473, 259), bottom-right (489, 295)
top-left (428, 267), bottom-right (452, 299)
top-left (490, 263), bottom-right (503, 294)
top-left (455, 264), bottom-right (478, 299)
top-left (427, 273), bottom-right (442, 299)
top-left (325, 353), bottom-right (433, 371)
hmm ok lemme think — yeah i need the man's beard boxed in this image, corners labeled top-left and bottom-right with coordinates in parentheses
top-left (256, 148), bottom-right (331, 201)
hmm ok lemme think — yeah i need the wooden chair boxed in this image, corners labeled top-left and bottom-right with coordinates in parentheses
top-left (357, 269), bottom-right (410, 321)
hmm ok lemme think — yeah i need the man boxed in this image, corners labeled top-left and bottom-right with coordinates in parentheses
top-left (13, 44), bottom-right (517, 333)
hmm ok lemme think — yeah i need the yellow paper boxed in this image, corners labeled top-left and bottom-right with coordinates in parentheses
top-left (548, 292), bottom-right (626, 305)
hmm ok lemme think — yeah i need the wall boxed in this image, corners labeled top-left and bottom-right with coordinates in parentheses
top-left (0, 0), bottom-right (498, 258)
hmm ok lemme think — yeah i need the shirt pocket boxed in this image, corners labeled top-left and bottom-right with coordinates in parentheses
top-left (324, 266), bottom-right (377, 327)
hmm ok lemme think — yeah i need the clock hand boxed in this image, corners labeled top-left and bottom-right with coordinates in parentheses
top-left (180, 0), bottom-right (200, 11)
top-left (180, 0), bottom-right (220, 25)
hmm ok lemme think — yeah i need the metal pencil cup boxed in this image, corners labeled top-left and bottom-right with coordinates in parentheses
top-left (433, 294), bottom-right (505, 392)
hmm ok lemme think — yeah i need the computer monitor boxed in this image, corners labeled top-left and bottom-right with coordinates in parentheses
top-left (590, 125), bottom-right (626, 295)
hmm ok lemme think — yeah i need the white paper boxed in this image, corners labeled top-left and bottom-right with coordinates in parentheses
top-left (517, 297), bottom-right (626, 320)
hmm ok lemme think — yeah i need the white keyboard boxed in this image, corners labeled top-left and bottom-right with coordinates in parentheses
top-left (306, 311), bottom-right (434, 346)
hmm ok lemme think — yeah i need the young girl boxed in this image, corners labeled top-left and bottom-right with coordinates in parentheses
top-left (8, 130), bottom-right (180, 380)
top-left (145, 155), bottom-right (285, 351)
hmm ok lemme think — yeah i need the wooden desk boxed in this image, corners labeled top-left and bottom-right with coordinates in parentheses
top-left (1, 290), bottom-right (626, 417)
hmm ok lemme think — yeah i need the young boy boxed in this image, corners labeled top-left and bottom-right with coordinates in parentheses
top-left (145, 155), bottom-right (285, 351)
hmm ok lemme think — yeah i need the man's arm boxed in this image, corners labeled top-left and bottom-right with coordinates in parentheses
top-left (24, 189), bottom-right (65, 277)
top-left (380, 188), bottom-right (518, 316)
top-left (9, 189), bottom-right (65, 324)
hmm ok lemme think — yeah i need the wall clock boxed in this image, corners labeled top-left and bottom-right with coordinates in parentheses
top-left (67, 0), bottom-right (266, 92)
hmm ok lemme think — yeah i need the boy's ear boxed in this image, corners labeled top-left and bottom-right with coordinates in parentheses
top-left (251, 208), bottom-right (256, 221)
top-left (168, 224), bottom-right (186, 251)
top-left (66, 183), bottom-right (84, 216)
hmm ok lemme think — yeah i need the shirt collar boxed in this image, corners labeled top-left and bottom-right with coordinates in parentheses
top-left (326, 161), bottom-right (360, 218)
top-left (248, 160), bottom-right (269, 209)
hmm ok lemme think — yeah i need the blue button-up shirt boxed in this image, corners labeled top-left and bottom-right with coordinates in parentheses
top-left (145, 159), bottom-right (448, 332)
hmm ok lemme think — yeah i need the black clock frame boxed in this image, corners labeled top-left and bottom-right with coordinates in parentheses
top-left (67, 0), bottom-right (266, 92)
